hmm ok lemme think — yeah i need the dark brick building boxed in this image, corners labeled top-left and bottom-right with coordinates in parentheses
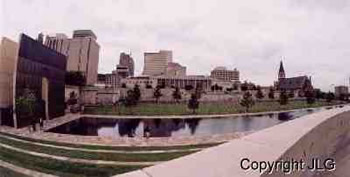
top-left (15, 34), bottom-right (67, 128)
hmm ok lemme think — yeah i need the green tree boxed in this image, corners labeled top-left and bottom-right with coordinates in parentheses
top-left (305, 90), bottom-right (315, 104)
top-left (188, 94), bottom-right (199, 114)
top-left (240, 91), bottom-right (255, 112)
top-left (15, 88), bottom-right (36, 119)
top-left (153, 86), bottom-right (163, 103)
top-left (133, 84), bottom-right (141, 102)
top-left (172, 87), bottom-right (182, 103)
top-left (65, 71), bottom-right (86, 86)
top-left (232, 83), bottom-right (239, 91)
top-left (268, 87), bottom-right (275, 100)
top-left (185, 85), bottom-right (194, 91)
top-left (339, 93), bottom-right (349, 101)
top-left (326, 92), bottom-right (335, 103)
top-left (67, 91), bottom-right (78, 105)
top-left (279, 90), bottom-right (289, 105)
top-left (195, 86), bottom-right (203, 99)
top-left (288, 91), bottom-right (295, 99)
top-left (314, 89), bottom-right (324, 100)
top-left (241, 81), bottom-right (248, 91)
top-left (123, 90), bottom-right (138, 114)
top-left (255, 86), bottom-right (264, 101)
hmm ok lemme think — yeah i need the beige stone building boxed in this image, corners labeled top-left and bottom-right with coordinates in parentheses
top-left (97, 71), bottom-right (121, 88)
top-left (210, 67), bottom-right (240, 82)
top-left (335, 86), bottom-right (349, 99)
top-left (121, 76), bottom-right (158, 89)
top-left (166, 62), bottom-right (186, 77)
top-left (143, 50), bottom-right (173, 76)
top-left (119, 52), bottom-right (134, 77)
top-left (45, 30), bottom-right (100, 85)
top-left (0, 37), bottom-right (18, 125)
top-left (121, 75), bottom-right (212, 91)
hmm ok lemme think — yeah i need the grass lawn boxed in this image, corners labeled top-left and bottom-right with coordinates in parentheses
top-left (0, 146), bottom-right (144, 177)
top-left (0, 132), bottom-right (220, 151)
top-left (84, 100), bottom-right (335, 116)
top-left (0, 166), bottom-right (30, 177)
top-left (0, 135), bottom-right (197, 162)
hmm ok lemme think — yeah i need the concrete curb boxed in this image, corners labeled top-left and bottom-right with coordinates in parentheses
top-left (0, 134), bottom-right (202, 154)
top-left (0, 159), bottom-right (58, 177)
top-left (82, 104), bottom-right (343, 119)
top-left (0, 143), bottom-right (163, 166)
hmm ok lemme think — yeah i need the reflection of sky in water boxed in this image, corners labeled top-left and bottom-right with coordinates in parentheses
top-left (48, 106), bottom-right (337, 138)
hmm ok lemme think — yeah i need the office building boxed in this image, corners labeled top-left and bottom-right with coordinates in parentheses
top-left (335, 86), bottom-right (349, 99)
top-left (122, 75), bottom-right (212, 90)
top-left (166, 62), bottom-right (186, 77)
top-left (97, 71), bottom-right (120, 88)
top-left (210, 67), bottom-right (240, 81)
top-left (119, 52), bottom-right (134, 77)
top-left (0, 37), bottom-right (18, 126)
top-left (143, 50), bottom-right (173, 76)
top-left (45, 30), bottom-right (100, 85)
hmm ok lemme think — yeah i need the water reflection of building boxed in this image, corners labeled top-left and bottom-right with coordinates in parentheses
top-left (185, 119), bottom-right (201, 135)
top-left (277, 112), bottom-right (292, 121)
top-left (143, 119), bottom-right (186, 137)
top-left (117, 119), bottom-right (141, 137)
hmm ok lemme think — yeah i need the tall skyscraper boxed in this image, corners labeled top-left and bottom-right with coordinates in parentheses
top-left (143, 50), bottom-right (173, 76)
top-left (45, 30), bottom-right (100, 85)
top-left (118, 52), bottom-right (134, 77)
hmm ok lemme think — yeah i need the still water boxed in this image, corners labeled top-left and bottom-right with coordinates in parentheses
top-left (48, 107), bottom-right (335, 138)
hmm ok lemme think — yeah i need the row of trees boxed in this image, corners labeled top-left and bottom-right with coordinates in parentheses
top-left (117, 84), bottom-right (339, 114)
top-left (239, 89), bottom-right (336, 112)
top-left (118, 85), bottom-right (202, 114)
top-left (250, 86), bottom-right (337, 102)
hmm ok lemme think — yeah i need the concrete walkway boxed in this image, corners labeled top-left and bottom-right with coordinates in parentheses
top-left (0, 159), bottom-right (57, 177)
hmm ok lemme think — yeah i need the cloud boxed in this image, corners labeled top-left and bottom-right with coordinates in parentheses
top-left (1, 0), bottom-right (350, 91)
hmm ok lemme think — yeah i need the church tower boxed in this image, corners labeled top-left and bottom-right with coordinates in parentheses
top-left (278, 60), bottom-right (286, 80)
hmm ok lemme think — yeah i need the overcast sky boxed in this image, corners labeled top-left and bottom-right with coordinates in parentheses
top-left (1, 0), bottom-right (350, 91)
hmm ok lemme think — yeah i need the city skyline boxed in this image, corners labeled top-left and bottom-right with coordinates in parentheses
top-left (2, 0), bottom-right (350, 91)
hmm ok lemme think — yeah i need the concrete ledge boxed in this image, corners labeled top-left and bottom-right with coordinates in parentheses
top-left (0, 159), bottom-right (57, 177)
top-left (115, 106), bottom-right (350, 177)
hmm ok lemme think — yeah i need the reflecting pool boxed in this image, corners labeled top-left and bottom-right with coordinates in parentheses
top-left (47, 107), bottom-right (333, 138)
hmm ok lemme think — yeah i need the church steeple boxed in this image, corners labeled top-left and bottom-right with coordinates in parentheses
top-left (278, 60), bottom-right (286, 80)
